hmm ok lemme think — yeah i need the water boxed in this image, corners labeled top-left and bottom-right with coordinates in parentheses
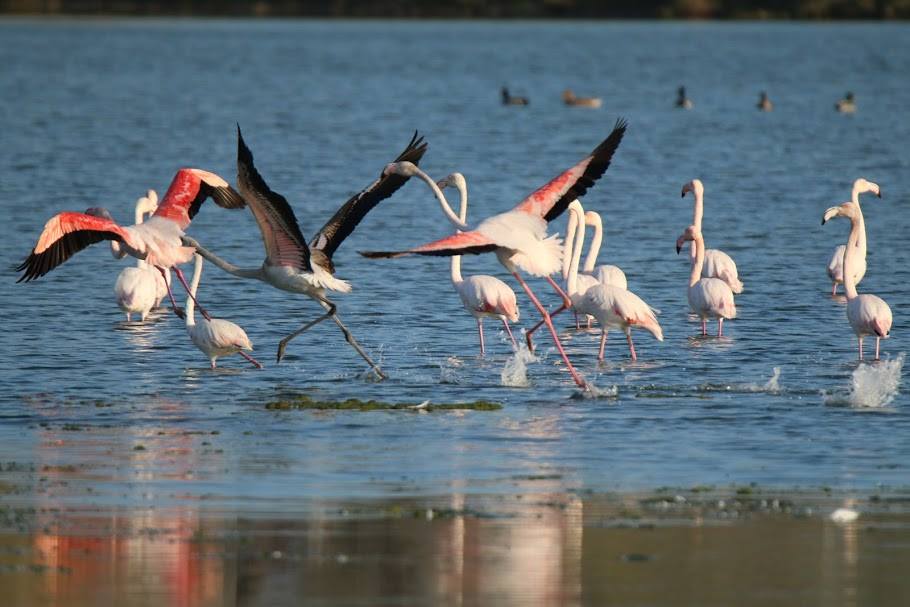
top-left (1, 18), bottom-right (910, 604)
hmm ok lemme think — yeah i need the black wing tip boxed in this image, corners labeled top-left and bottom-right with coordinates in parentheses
top-left (359, 250), bottom-right (406, 259)
top-left (396, 130), bottom-right (428, 164)
top-left (212, 185), bottom-right (247, 210)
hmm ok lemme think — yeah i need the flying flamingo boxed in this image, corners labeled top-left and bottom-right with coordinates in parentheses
top-left (826, 178), bottom-right (881, 296)
top-left (185, 254), bottom-right (261, 369)
top-left (438, 172), bottom-right (519, 355)
top-left (361, 119), bottom-right (628, 389)
top-left (676, 225), bottom-right (737, 336)
top-left (17, 168), bottom-right (246, 320)
top-left (181, 127), bottom-right (428, 379)
top-left (565, 200), bottom-right (662, 360)
top-left (681, 179), bottom-right (743, 294)
top-left (113, 192), bottom-right (161, 322)
top-left (822, 201), bottom-right (892, 360)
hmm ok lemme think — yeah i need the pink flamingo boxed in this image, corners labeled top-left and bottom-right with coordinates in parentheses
top-left (826, 178), bottom-right (881, 296)
top-left (362, 119), bottom-right (628, 389)
top-left (823, 201), bottom-right (892, 360)
top-left (566, 201), bottom-right (662, 361)
top-left (17, 168), bottom-right (246, 320)
top-left (681, 179), bottom-right (743, 294)
top-left (676, 225), bottom-right (737, 336)
top-left (113, 191), bottom-right (161, 322)
top-left (438, 172), bottom-right (519, 355)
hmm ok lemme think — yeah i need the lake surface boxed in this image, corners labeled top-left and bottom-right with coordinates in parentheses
top-left (1, 18), bottom-right (909, 605)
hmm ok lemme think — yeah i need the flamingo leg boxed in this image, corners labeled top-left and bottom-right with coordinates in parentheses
top-left (501, 319), bottom-right (518, 351)
top-left (525, 302), bottom-right (569, 351)
top-left (626, 331), bottom-right (637, 361)
top-left (239, 351), bottom-right (263, 369)
top-left (598, 330), bottom-right (607, 360)
top-left (512, 272), bottom-right (586, 389)
top-left (477, 319), bottom-right (486, 356)
top-left (701, 319), bottom-right (707, 336)
top-left (587, 316), bottom-right (593, 329)
top-left (831, 283), bottom-right (838, 297)
top-left (173, 266), bottom-right (213, 321)
top-left (875, 337), bottom-right (881, 360)
top-left (158, 266), bottom-right (185, 319)
top-left (277, 311), bottom-right (332, 362)
top-left (574, 310), bottom-right (581, 330)
top-left (858, 336), bottom-right (864, 361)
top-left (718, 317), bottom-right (724, 337)
top-left (546, 276), bottom-right (573, 308)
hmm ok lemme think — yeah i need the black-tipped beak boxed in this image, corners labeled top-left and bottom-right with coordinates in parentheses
top-left (676, 245), bottom-right (682, 254)
top-left (877, 190), bottom-right (882, 198)
top-left (821, 218), bottom-right (826, 225)
top-left (680, 191), bottom-right (686, 198)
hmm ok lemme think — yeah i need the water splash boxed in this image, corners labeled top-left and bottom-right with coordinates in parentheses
top-left (439, 356), bottom-right (462, 384)
top-left (572, 382), bottom-right (619, 400)
top-left (762, 367), bottom-right (781, 394)
top-left (501, 344), bottom-right (537, 388)
top-left (824, 353), bottom-right (903, 408)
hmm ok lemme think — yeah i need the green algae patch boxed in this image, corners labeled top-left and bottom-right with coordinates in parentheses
top-left (265, 395), bottom-right (502, 412)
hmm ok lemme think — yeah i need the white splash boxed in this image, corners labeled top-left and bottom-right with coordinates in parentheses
top-left (439, 356), bottom-right (462, 384)
top-left (763, 367), bottom-right (781, 394)
top-left (824, 353), bottom-right (904, 408)
top-left (501, 344), bottom-right (537, 388)
top-left (573, 382), bottom-right (619, 400)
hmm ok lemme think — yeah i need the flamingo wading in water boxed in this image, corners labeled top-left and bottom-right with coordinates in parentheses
top-left (565, 201), bottom-right (662, 361)
top-left (438, 172), bottom-right (519, 355)
top-left (822, 200), bottom-right (892, 360)
top-left (182, 127), bottom-right (428, 378)
top-left (676, 225), bottom-right (737, 336)
top-left (113, 191), bottom-right (162, 322)
top-left (826, 178), bottom-right (881, 296)
top-left (681, 179), bottom-right (743, 294)
top-left (361, 119), bottom-right (628, 389)
top-left (17, 168), bottom-right (246, 320)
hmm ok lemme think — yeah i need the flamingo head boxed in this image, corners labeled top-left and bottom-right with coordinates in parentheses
top-left (853, 178), bottom-right (881, 199)
top-left (436, 172), bottom-right (466, 191)
top-left (85, 207), bottom-right (114, 221)
top-left (681, 179), bottom-right (704, 199)
top-left (676, 225), bottom-right (700, 254)
top-left (135, 190), bottom-right (159, 217)
top-left (584, 210), bottom-right (602, 228)
top-left (822, 202), bottom-right (857, 225)
top-left (562, 89), bottom-right (575, 102)
top-left (382, 161), bottom-right (418, 178)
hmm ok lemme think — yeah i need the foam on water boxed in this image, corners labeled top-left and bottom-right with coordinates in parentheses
top-left (439, 356), bottom-right (462, 384)
top-left (501, 344), bottom-right (536, 388)
top-left (824, 354), bottom-right (904, 408)
top-left (573, 382), bottom-right (619, 400)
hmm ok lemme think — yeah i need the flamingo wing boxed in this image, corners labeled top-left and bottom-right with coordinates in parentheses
top-left (360, 230), bottom-right (498, 259)
top-left (514, 118), bottom-right (627, 222)
top-left (310, 131), bottom-right (428, 264)
top-left (152, 168), bottom-right (246, 230)
top-left (17, 212), bottom-right (133, 282)
top-left (236, 127), bottom-right (312, 272)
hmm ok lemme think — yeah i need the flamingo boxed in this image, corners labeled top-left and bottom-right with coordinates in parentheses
top-left (437, 172), bottom-right (520, 355)
top-left (113, 192), bottom-right (161, 322)
top-left (826, 178), bottom-right (881, 296)
top-left (681, 179), bottom-right (743, 294)
top-left (676, 225), bottom-right (737, 337)
top-left (562, 89), bottom-right (602, 108)
top-left (182, 127), bottom-right (428, 379)
top-left (185, 254), bottom-right (261, 369)
top-left (836, 92), bottom-right (856, 114)
top-left (17, 168), bottom-right (246, 321)
top-left (822, 201), bottom-right (892, 360)
top-left (565, 201), bottom-right (662, 361)
top-left (361, 119), bottom-right (628, 389)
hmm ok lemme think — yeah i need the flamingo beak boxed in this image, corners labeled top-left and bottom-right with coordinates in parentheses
top-left (676, 244), bottom-right (682, 254)
top-left (877, 189), bottom-right (882, 198)
top-left (822, 206), bottom-right (840, 225)
top-left (680, 190), bottom-right (686, 198)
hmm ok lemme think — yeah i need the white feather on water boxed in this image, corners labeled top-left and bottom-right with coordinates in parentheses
top-left (823, 353), bottom-right (904, 408)
top-left (501, 343), bottom-right (537, 387)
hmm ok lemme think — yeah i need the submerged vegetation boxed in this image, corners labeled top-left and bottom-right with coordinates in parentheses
top-left (266, 394), bottom-right (502, 411)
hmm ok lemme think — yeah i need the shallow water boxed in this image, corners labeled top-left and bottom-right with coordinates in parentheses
top-left (1, 18), bottom-right (910, 604)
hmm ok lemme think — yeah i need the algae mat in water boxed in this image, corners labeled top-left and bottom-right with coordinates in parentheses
top-left (265, 395), bottom-right (502, 412)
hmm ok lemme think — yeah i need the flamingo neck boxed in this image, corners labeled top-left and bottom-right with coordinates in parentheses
top-left (850, 187), bottom-right (867, 257)
top-left (843, 208), bottom-right (864, 300)
top-left (689, 233), bottom-right (705, 288)
top-left (566, 208), bottom-right (585, 298)
top-left (450, 252), bottom-right (463, 284)
top-left (561, 211), bottom-right (578, 281)
top-left (411, 166), bottom-right (467, 230)
top-left (583, 216), bottom-right (602, 273)
top-left (133, 202), bottom-right (148, 269)
top-left (189, 240), bottom-right (262, 280)
top-left (690, 189), bottom-right (704, 260)
top-left (448, 176), bottom-right (469, 285)
top-left (186, 255), bottom-right (203, 327)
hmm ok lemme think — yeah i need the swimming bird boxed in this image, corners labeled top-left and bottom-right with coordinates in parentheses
top-left (185, 254), bottom-right (261, 369)
top-left (562, 89), bottom-right (602, 108)
top-left (836, 92), bottom-right (856, 113)
top-left (757, 91), bottom-right (773, 112)
top-left (17, 168), bottom-right (246, 320)
top-left (676, 86), bottom-right (693, 110)
top-left (438, 172), bottom-right (519, 355)
top-left (182, 127), bottom-right (428, 379)
top-left (501, 86), bottom-right (529, 106)
top-left (113, 191), bottom-right (162, 322)
top-left (361, 119), bottom-right (628, 389)
top-left (676, 225), bottom-right (737, 337)
top-left (827, 178), bottom-right (881, 296)
top-left (681, 179), bottom-right (743, 294)
top-left (823, 201), bottom-right (891, 360)
top-left (567, 201), bottom-right (662, 361)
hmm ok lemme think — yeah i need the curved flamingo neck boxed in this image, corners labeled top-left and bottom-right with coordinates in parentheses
top-left (850, 187), bottom-right (868, 256)
top-left (583, 215), bottom-right (602, 273)
top-left (842, 207), bottom-right (864, 301)
top-left (410, 166), bottom-right (467, 230)
top-left (187, 239), bottom-right (263, 280)
top-left (566, 207), bottom-right (586, 298)
top-left (186, 255), bottom-right (203, 327)
top-left (689, 232), bottom-right (705, 288)
top-left (561, 211), bottom-right (578, 281)
top-left (449, 178), bottom-right (469, 284)
top-left (690, 188), bottom-right (704, 260)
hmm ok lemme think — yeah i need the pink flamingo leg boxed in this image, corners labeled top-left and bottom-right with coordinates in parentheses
top-left (157, 266), bottom-right (185, 319)
top-left (239, 351), bottom-right (263, 369)
top-left (858, 336), bottom-right (864, 360)
top-left (574, 310), bottom-right (581, 330)
top-left (598, 330), bottom-right (607, 360)
top-left (477, 319), bottom-right (486, 356)
top-left (512, 272), bottom-right (586, 389)
top-left (172, 266), bottom-right (213, 321)
top-left (525, 276), bottom-right (575, 351)
top-left (626, 331), bottom-right (637, 361)
top-left (831, 283), bottom-right (838, 297)
top-left (501, 319), bottom-right (518, 351)
top-left (718, 317), bottom-right (724, 337)
top-left (701, 319), bottom-right (707, 336)
top-left (875, 337), bottom-right (880, 360)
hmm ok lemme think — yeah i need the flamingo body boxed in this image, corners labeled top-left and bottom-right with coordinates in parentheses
top-left (593, 265), bottom-right (627, 289)
top-left (114, 267), bottom-right (158, 321)
top-left (827, 244), bottom-right (866, 291)
top-left (701, 249), bottom-right (743, 294)
top-left (188, 318), bottom-right (255, 368)
top-left (847, 295), bottom-right (892, 340)
top-left (688, 278), bottom-right (737, 323)
top-left (456, 276), bottom-right (519, 322)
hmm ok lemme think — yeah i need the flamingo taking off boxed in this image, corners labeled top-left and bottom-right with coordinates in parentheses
top-left (438, 172), bottom-right (519, 355)
top-left (182, 127), bottom-right (428, 379)
top-left (681, 179), bottom-right (743, 294)
top-left (823, 201), bottom-right (892, 360)
top-left (676, 225), bottom-right (737, 336)
top-left (566, 201), bottom-right (662, 361)
top-left (361, 119), bottom-right (628, 389)
top-left (185, 253), bottom-right (261, 369)
top-left (113, 191), bottom-right (162, 322)
top-left (827, 178), bottom-right (881, 296)
top-left (17, 168), bottom-right (246, 320)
